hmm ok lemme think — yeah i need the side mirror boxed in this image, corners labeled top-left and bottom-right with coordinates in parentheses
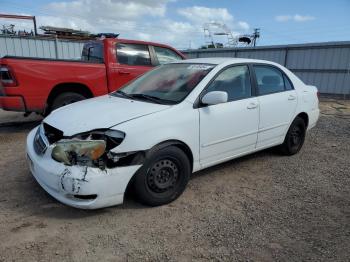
top-left (201, 91), bottom-right (228, 106)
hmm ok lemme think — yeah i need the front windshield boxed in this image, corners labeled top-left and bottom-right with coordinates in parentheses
top-left (113, 63), bottom-right (215, 104)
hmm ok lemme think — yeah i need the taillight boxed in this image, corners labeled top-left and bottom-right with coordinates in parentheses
top-left (0, 65), bottom-right (18, 87)
top-left (317, 91), bottom-right (320, 99)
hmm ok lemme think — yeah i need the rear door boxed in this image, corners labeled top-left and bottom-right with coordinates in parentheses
top-left (253, 64), bottom-right (298, 148)
top-left (110, 43), bottom-right (153, 91)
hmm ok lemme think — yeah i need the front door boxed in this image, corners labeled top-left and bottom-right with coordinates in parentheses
top-left (199, 65), bottom-right (259, 167)
top-left (109, 43), bottom-right (153, 92)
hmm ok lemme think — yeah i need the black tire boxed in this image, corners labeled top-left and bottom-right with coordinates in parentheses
top-left (133, 146), bottom-right (191, 206)
top-left (50, 92), bottom-right (87, 112)
top-left (279, 116), bottom-right (306, 155)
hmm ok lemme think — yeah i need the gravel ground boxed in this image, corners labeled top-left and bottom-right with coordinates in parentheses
top-left (0, 100), bottom-right (349, 261)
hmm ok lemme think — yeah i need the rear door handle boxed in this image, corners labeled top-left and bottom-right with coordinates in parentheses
top-left (247, 103), bottom-right (258, 109)
top-left (288, 95), bottom-right (296, 100)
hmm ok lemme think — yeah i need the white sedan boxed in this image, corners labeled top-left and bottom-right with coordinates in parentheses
top-left (26, 58), bottom-right (319, 209)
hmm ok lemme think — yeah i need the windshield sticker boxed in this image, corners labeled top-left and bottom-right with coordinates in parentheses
top-left (187, 65), bottom-right (213, 70)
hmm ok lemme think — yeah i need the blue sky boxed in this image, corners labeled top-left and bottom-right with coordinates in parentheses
top-left (1, 0), bottom-right (349, 49)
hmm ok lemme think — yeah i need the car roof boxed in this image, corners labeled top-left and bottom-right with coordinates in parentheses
top-left (175, 57), bottom-right (279, 66)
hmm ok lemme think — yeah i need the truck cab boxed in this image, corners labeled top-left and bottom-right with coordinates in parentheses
top-left (0, 38), bottom-right (185, 114)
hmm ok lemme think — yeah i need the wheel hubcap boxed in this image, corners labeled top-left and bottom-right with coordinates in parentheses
top-left (147, 159), bottom-right (179, 193)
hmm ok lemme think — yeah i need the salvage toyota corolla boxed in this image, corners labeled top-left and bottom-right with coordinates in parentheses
top-left (26, 58), bottom-right (319, 209)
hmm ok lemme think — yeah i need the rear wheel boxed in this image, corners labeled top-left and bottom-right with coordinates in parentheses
top-left (50, 92), bottom-right (87, 112)
top-left (279, 116), bottom-right (306, 155)
top-left (133, 146), bottom-right (190, 206)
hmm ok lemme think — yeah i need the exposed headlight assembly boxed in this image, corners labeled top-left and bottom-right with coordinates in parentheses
top-left (51, 130), bottom-right (125, 167)
top-left (52, 140), bottom-right (106, 166)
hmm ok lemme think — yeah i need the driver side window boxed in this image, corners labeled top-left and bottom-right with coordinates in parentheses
top-left (205, 65), bottom-right (252, 102)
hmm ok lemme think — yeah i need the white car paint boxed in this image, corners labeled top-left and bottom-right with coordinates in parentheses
top-left (26, 57), bottom-right (320, 209)
top-left (45, 94), bottom-right (170, 136)
top-left (199, 96), bottom-right (259, 166)
top-left (257, 90), bottom-right (298, 148)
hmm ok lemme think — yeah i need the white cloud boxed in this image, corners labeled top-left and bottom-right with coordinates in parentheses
top-left (177, 6), bottom-right (234, 24)
top-left (177, 6), bottom-right (249, 32)
top-left (275, 15), bottom-right (292, 22)
top-left (4, 1), bottom-right (251, 49)
top-left (176, 6), bottom-right (250, 47)
top-left (135, 32), bottom-right (152, 41)
top-left (275, 14), bottom-right (315, 22)
top-left (39, 16), bottom-right (95, 31)
top-left (48, 0), bottom-right (168, 20)
top-left (293, 14), bottom-right (315, 22)
top-left (237, 21), bottom-right (250, 31)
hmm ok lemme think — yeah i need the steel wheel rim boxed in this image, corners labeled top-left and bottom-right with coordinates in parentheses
top-left (147, 159), bottom-right (179, 194)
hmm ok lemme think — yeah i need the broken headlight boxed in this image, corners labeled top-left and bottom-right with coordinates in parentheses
top-left (51, 130), bottom-right (125, 167)
top-left (52, 140), bottom-right (106, 166)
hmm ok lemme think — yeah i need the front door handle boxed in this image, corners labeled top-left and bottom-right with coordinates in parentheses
top-left (247, 103), bottom-right (258, 109)
top-left (288, 95), bottom-right (296, 100)
top-left (118, 70), bottom-right (130, 75)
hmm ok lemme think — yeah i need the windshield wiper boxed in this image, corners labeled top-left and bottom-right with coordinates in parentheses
top-left (113, 90), bottom-right (134, 99)
top-left (129, 94), bottom-right (175, 104)
top-left (113, 91), bottom-right (175, 104)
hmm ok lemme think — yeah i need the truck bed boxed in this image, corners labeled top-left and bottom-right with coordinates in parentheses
top-left (0, 56), bottom-right (108, 113)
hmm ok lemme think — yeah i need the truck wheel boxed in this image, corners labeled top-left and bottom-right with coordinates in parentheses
top-left (133, 146), bottom-right (191, 206)
top-left (279, 116), bottom-right (306, 155)
top-left (50, 92), bottom-right (87, 112)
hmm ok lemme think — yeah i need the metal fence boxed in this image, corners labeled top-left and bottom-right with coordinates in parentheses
top-left (1, 36), bottom-right (349, 95)
top-left (183, 42), bottom-right (350, 96)
top-left (0, 35), bottom-right (85, 60)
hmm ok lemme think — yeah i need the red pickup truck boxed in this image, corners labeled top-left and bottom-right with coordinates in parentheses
top-left (0, 38), bottom-right (185, 114)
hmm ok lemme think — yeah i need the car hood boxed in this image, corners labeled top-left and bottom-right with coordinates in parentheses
top-left (44, 95), bottom-right (170, 136)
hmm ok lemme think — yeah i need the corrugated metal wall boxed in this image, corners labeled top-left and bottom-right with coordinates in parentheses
top-left (1, 36), bottom-right (349, 95)
top-left (0, 35), bottom-right (85, 59)
top-left (183, 42), bottom-right (350, 95)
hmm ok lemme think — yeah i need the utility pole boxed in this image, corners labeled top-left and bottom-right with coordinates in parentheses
top-left (252, 28), bottom-right (260, 47)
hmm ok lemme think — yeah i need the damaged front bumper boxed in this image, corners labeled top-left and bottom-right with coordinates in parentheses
top-left (26, 127), bottom-right (141, 209)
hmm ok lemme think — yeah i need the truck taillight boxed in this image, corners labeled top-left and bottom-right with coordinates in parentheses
top-left (0, 65), bottom-right (18, 87)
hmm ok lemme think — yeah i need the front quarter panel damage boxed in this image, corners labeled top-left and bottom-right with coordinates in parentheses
top-left (27, 126), bottom-right (143, 208)
top-left (60, 166), bottom-right (91, 194)
top-left (57, 164), bottom-right (140, 198)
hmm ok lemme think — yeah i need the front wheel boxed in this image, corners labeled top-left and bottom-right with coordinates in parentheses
top-left (279, 116), bottom-right (306, 155)
top-left (133, 146), bottom-right (191, 206)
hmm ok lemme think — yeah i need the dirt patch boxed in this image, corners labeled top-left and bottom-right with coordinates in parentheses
top-left (0, 110), bottom-right (42, 127)
top-left (0, 102), bottom-right (349, 261)
top-left (319, 98), bottom-right (350, 119)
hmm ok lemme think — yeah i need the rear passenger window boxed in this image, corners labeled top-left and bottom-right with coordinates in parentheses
top-left (205, 65), bottom-right (252, 102)
top-left (254, 66), bottom-right (285, 95)
top-left (154, 46), bottom-right (183, 64)
top-left (116, 43), bottom-right (151, 66)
